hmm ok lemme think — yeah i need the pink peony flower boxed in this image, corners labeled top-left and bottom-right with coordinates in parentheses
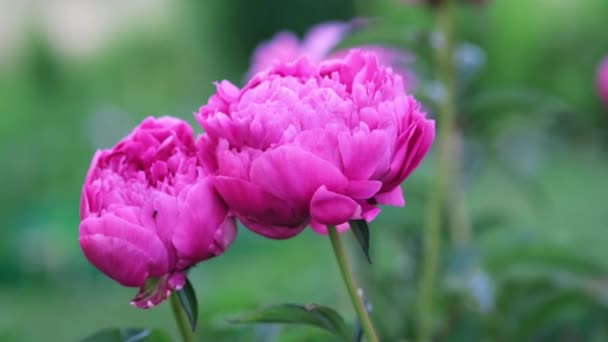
top-left (597, 57), bottom-right (608, 107)
top-left (79, 117), bottom-right (236, 308)
top-left (196, 50), bottom-right (434, 239)
top-left (247, 21), bottom-right (416, 90)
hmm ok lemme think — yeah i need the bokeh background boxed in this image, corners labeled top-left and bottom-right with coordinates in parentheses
top-left (1, 0), bottom-right (607, 341)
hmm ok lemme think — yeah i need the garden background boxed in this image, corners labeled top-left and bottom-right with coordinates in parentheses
top-left (1, 0), bottom-right (608, 340)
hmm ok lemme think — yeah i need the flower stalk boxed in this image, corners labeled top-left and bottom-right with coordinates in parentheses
top-left (417, 0), bottom-right (462, 341)
top-left (328, 225), bottom-right (379, 342)
top-left (171, 292), bottom-right (195, 342)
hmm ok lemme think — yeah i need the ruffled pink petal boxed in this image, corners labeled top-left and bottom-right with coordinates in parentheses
top-left (80, 150), bottom-right (105, 219)
top-left (239, 216), bottom-right (308, 239)
top-left (172, 178), bottom-right (236, 264)
top-left (79, 235), bottom-right (153, 287)
top-left (310, 185), bottom-right (361, 225)
top-left (338, 128), bottom-right (391, 181)
top-left (293, 129), bottom-right (342, 167)
top-left (346, 180), bottom-right (383, 199)
top-left (213, 176), bottom-right (305, 227)
top-left (79, 215), bottom-right (169, 286)
top-left (361, 203), bottom-right (381, 221)
top-left (249, 146), bottom-right (349, 205)
top-left (248, 32), bottom-right (302, 78)
top-left (301, 22), bottom-right (350, 61)
top-left (146, 191), bottom-right (179, 266)
top-left (382, 117), bottom-right (434, 191)
top-left (374, 185), bottom-right (405, 207)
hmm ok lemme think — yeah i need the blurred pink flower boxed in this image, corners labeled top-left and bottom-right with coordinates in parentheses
top-left (197, 50), bottom-right (434, 239)
top-left (597, 57), bottom-right (608, 107)
top-left (79, 117), bottom-right (236, 308)
top-left (247, 21), bottom-right (416, 90)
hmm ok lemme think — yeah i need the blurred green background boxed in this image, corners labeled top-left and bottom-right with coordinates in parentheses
top-left (1, 0), bottom-right (607, 341)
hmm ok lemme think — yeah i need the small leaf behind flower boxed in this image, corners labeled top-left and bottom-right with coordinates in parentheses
top-left (176, 278), bottom-right (199, 332)
top-left (349, 220), bottom-right (371, 263)
top-left (80, 328), bottom-right (171, 342)
top-left (231, 303), bottom-right (352, 341)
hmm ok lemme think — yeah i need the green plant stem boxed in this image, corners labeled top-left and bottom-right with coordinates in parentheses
top-left (328, 225), bottom-right (379, 342)
top-left (446, 128), bottom-right (472, 246)
top-left (171, 292), bottom-right (195, 342)
top-left (417, 0), bottom-right (459, 341)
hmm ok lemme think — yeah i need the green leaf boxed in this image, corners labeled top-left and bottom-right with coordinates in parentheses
top-left (176, 278), bottom-right (198, 332)
top-left (231, 303), bottom-right (352, 341)
top-left (349, 219), bottom-right (371, 263)
top-left (80, 328), bottom-right (171, 342)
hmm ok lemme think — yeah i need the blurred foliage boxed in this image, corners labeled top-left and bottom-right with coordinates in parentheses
top-left (1, 0), bottom-right (608, 340)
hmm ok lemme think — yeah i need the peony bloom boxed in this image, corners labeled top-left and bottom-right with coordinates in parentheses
top-left (79, 117), bottom-right (236, 308)
top-left (247, 21), bottom-right (416, 90)
top-left (597, 57), bottom-right (608, 107)
top-left (196, 50), bottom-right (434, 239)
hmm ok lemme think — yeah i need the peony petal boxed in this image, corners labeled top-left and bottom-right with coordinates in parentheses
top-left (301, 22), bottom-right (350, 61)
top-left (213, 176), bottom-right (306, 228)
top-left (143, 191), bottom-right (179, 267)
top-left (212, 218), bottom-right (238, 253)
top-left (397, 118), bottom-right (435, 181)
top-left (293, 129), bottom-right (342, 167)
top-left (80, 235), bottom-right (153, 287)
top-left (172, 178), bottom-right (236, 264)
top-left (79, 215), bottom-right (169, 286)
top-left (374, 185), bottom-right (405, 207)
top-left (310, 185), bottom-right (361, 225)
top-left (247, 32), bottom-right (302, 78)
top-left (338, 129), bottom-right (391, 181)
top-left (382, 117), bottom-right (434, 191)
top-left (361, 203), bottom-right (381, 221)
top-left (249, 146), bottom-right (349, 206)
top-left (80, 150), bottom-right (105, 219)
top-left (239, 216), bottom-right (307, 239)
top-left (346, 180), bottom-right (382, 199)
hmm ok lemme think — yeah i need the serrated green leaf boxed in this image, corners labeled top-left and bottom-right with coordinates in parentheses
top-left (349, 220), bottom-right (371, 263)
top-left (80, 328), bottom-right (171, 342)
top-left (176, 278), bottom-right (198, 332)
top-left (231, 303), bottom-right (352, 341)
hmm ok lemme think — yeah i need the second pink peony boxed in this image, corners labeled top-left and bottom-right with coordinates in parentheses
top-left (79, 117), bottom-right (236, 308)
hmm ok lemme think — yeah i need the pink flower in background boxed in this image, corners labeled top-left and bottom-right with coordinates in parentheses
top-left (79, 117), bottom-right (236, 308)
top-left (197, 50), bottom-right (434, 239)
top-left (247, 21), bottom-right (416, 90)
top-left (597, 57), bottom-right (608, 107)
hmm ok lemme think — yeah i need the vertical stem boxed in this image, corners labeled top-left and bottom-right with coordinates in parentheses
top-left (417, 0), bottom-right (458, 341)
top-left (418, 180), bottom-right (443, 342)
top-left (328, 225), bottom-right (379, 342)
top-left (446, 129), bottom-right (472, 246)
top-left (171, 292), bottom-right (195, 342)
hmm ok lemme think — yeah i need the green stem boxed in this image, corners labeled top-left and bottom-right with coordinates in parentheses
top-left (417, 0), bottom-right (459, 341)
top-left (328, 225), bottom-right (379, 342)
top-left (171, 292), bottom-right (195, 342)
top-left (446, 128), bottom-right (472, 246)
